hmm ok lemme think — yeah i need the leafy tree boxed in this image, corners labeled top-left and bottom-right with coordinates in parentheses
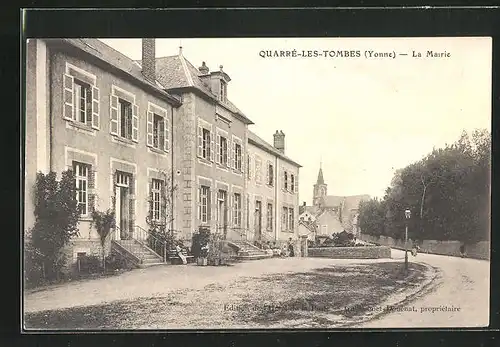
top-left (91, 209), bottom-right (115, 272)
top-left (358, 129), bottom-right (490, 244)
top-left (358, 198), bottom-right (385, 237)
top-left (29, 170), bottom-right (80, 281)
top-left (145, 168), bottom-right (178, 257)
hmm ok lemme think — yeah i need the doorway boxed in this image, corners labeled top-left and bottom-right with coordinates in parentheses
top-left (115, 172), bottom-right (130, 240)
top-left (254, 200), bottom-right (262, 241)
top-left (217, 189), bottom-right (227, 237)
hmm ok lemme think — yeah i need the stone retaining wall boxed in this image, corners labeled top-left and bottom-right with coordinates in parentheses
top-left (308, 246), bottom-right (391, 259)
top-left (360, 234), bottom-right (489, 260)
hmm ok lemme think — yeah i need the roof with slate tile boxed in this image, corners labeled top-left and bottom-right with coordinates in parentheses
top-left (49, 39), bottom-right (181, 106)
top-left (136, 53), bottom-right (253, 124)
top-left (247, 130), bottom-right (302, 168)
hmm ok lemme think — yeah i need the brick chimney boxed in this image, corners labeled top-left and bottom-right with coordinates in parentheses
top-left (142, 39), bottom-right (156, 82)
top-left (273, 130), bottom-right (285, 153)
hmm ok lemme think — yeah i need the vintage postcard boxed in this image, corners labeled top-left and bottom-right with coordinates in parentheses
top-left (23, 37), bottom-right (491, 330)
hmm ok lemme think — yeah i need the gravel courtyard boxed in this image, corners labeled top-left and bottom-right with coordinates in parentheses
top-left (24, 256), bottom-right (429, 329)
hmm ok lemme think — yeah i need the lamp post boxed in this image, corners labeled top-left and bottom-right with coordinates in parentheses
top-left (404, 208), bottom-right (411, 271)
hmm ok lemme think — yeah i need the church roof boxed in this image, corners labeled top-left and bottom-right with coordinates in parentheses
top-left (323, 195), bottom-right (344, 207)
top-left (320, 194), bottom-right (370, 210)
top-left (343, 194), bottom-right (371, 211)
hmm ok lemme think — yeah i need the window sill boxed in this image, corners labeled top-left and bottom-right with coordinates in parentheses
top-left (197, 157), bottom-right (213, 166)
top-left (112, 136), bottom-right (137, 148)
top-left (148, 146), bottom-right (168, 156)
top-left (78, 216), bottom-right (92, 222)
top-left (216, 164), bottom-right (229, 171)
top-left (66, 120), bottom-right (97, 136)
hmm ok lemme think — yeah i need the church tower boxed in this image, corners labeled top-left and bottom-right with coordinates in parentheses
top-left (313, 164), bottom-right (328, 207)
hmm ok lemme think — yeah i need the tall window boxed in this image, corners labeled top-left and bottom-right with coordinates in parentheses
top-left (284, 171), bottom-right (288, 190)
top-left (290, 174), bottom-right (295, 193)
top-left (153, 114), bottom-right (165, 150)
top-left (202, 128), bottom-right (211, 160)
top-left (217, 189), bottom-right (227, 226)
top-left (119, 98), bottom-right (133, 140)
top-left (267, 203), bottom-right (273, 231)
top-left (74, 80), bottom-right (92, 124)
top-left (282, 206), bottom-right (288, 231)
top-left (219, 136), bottom-right (228, 165)
top-left (247, 153), bottom-right (251, 179)
top-left (73, 162), bottom-right (90, 216)
top-left (235, 143), bottom-right (242, 171)
top-left (288, 208), bottom-right (294, 231)
top-left (233, 193), bottom-right (242, 227)
top-left (267, 163), bottom-right (274, 186)
top-left (200, 186), bottom-right (210, 223)
top-left (151, 179), bottom-right (163, 221)
top-left (220, 80), bottom-right (227, 102)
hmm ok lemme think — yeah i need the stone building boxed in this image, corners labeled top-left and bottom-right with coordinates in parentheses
top-left (25, 38), bottom-right (302, 267)
top-left (25, 38), bottom-right (181, 264)
top-left (247, 130), bottom-right (301, 246)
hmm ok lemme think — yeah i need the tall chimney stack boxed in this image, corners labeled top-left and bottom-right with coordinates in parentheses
top-left (142, 39), bottom-right (156, 82)
top-left (273, 130), bottom-right (285, 154)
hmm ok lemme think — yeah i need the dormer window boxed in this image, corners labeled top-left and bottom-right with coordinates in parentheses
top-left (220, 80), bottom-right (227, 103)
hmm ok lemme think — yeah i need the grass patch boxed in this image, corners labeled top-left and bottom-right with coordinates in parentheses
top-left (24, 261), bottom-right (428, 329)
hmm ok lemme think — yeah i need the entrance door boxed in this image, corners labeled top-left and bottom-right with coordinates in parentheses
top-left (114, 185), bottom-right (121, 240)
top-left (115, 172), bottom-right (130, 240)
top-left (254, 200), bottom-right (262, 241)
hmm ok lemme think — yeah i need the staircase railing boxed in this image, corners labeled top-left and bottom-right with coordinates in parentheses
top-left (110, 225), bottom-right (142, 265)
top-left (134, 225), bottom-right (167, 263)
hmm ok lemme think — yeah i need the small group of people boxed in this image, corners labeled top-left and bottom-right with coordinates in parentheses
top-left (258, 238), bottom-right (295, 257)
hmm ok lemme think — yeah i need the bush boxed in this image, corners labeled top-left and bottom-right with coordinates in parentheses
top-left (105, 254), bottom-right (130, 271)
top-left (31, 170), bottom-right (80, 281)
top-left (76, 254), bottom-right (102, 274)
top-left (191, 226), bottom-right (210, 258)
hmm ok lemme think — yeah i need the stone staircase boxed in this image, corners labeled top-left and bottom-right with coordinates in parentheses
top-left (111, 239), bottom-right (164, 268)
top-left (228, 240), bottom-right (273, 260)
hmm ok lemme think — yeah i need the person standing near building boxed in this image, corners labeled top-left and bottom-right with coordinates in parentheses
top-left (288, 238), bottom-right (295, 257)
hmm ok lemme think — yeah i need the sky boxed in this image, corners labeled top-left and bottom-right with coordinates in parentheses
top-left (99, 37), bottom-right (492, 204)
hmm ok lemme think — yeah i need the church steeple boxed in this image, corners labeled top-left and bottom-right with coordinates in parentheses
top-left (317, 166), bottom-right (325, 185)
top-left (313, 162), bottom-right (327, 207)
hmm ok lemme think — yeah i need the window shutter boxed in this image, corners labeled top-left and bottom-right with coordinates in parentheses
top-left (197, 124), bottom-right (203, 157)
top-left (228, 194), bottom-right (233, 227)
top-left (266, 162), bottom-right (270, 185)
top-left (216, 133), bottom-right (221, 164)
top-left (63, 74), bottom-right (74, 121)
top-left (110, 95), bottom-right (119, 135)
top-left (249, 156), bottom-right (253, 180)
top-left (240, 150), bottom-right (245, 173)
top-left (164, 116), bottom-right (169, 152)
top-left (147, 111), bottom-right (154, 147)
top-left (209, 188), bottom-right (214, 221)
top-left (209, 131), bottom-right (215, 162)
top-left (231, 140), bottom-right (236, 169)
top-left (160, 181), bottom-right (166, 223)
top-left (148, 181), bottom-right (153, 220)
top-left (197, 187), bottom-right (201, 221)
top-left (131, 104), bottom-right (139, 142)
top-left (294, 174), bottom-right (299, 194)
top-left (91, 86), bottom-right (100, 129)
top-left (280, 167), bottom-right (284, 190)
